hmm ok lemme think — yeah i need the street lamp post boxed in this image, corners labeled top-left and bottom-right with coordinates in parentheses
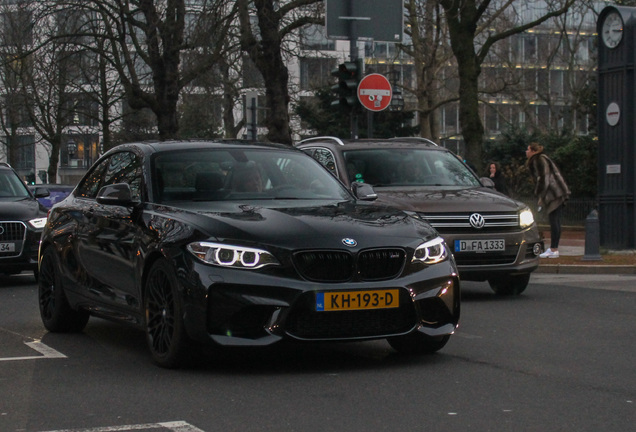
top-left (67, 138), bottom-right (77, 160)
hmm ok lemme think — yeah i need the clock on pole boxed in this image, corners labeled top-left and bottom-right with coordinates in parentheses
top-left (597, 6), bottom-right (636, 249)
top-left (600, 9), bottom-right (623, 49)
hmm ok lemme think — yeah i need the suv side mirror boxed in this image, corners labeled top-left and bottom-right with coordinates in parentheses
top-left (480, 177), bottom-right (495, 188)
top-left (96, 183), bottom-right (137, 206)
top-left (32, 187), bottom-right (51, 198)
top-left (351, 182), bottom-right (378, 201)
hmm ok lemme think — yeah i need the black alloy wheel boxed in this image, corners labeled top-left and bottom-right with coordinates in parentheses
top-left (38, 246), bottom-right (89, 332)
top-left (144, 259), bottom-right (189, 368)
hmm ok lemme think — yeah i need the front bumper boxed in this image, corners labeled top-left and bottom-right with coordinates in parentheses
top-left (441, 228), bottom-right (543, 281)
top-left (0, 226), bottom-right (40, 274)
top-left (178, 259), bottom-right (460, 347)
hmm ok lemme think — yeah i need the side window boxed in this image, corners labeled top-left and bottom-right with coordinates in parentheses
top-left (103, 152), bottom-right (143, 200)
top-left (75, 152), bottom-right (143, 200)
top-left (310, 148), bottom-right (337, 176)
top-left (75, 158), bottom-right (109, 198)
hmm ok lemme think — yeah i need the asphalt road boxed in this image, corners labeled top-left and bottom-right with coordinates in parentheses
top-left (1, 273), bottom-right (635, 432)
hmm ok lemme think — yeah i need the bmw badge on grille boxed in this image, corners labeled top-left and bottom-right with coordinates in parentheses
top-left (342, 238), bottom-right (357, 247)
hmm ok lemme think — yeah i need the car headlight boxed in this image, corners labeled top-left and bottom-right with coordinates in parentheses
top-left (187, 242), bottom-right (280, 269)
top-left (519, 208), bottom-right (535, 229)
top-left (28, 217), bottom-right (47, 229)
top-left (412, 237), bottom-right (448, 265)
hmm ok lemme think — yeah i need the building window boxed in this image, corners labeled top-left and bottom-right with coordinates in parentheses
top-left (8, 134), bottom-right (35, 171)
top-left (242, 56), bottom-right (264, 88)
top-left (65, 134), bottom-right (100, 169)
top-left (0, 9), bottom-right (33, 46)
top-left (300, 25), bottom-right (335, 51)
top-left (299, 57), bottom-right (337, 91)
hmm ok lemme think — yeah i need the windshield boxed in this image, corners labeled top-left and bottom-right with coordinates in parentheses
top-left (154, 148), bottom-right (352, 202)
top-left (342, 148), bottom-right (481, 187)
top-left (0, 170), bottom-right (31, 198)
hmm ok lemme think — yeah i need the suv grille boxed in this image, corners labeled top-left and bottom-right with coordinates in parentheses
top-left (423, 212), bottom-right (519, 233)
top-left (293, 248), bottom-right (406, 282)
top-left (0, 221), bottom-right (26, 258)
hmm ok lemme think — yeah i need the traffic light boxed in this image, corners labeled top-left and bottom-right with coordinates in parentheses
top-left (331, 60), bottom-right (361, 109)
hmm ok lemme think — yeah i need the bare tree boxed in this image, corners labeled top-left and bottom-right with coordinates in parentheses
top-left (0, 3), bottom-right (82, 183)
top-left (236, 0), bottom-right (322, 145)
top-left (439, 0), bottom-right (575, 171)
top-left (401, 0), bottom-right (459, 139)
top-left (50, 0), bottom-right (237, 140)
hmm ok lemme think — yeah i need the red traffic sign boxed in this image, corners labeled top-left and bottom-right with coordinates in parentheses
top-left (357, 74), bottom-right (392, 112)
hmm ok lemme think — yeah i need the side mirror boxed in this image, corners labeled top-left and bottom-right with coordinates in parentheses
top-left (351, 182), bottom-right (378, 201)
top-left (32, 187), bottom-right (51, 198)
top-left (96, 183), bottom-right (137, 206)
top-left (480, 177), bottom-right (495, 188)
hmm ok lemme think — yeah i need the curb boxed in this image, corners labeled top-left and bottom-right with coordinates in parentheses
top-left (536, 265), bottom-right (636, 275)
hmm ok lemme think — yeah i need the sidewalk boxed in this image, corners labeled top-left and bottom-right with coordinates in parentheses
top-left (535, 228), bottom-right (636, 274)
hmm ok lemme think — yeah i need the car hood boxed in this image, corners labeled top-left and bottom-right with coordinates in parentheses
top-left (0, 197), bottom-right (47, 220)
top-left (372, 186), bottom-right (528, 213)
top-left (155, 200), bottom-right (438, 249)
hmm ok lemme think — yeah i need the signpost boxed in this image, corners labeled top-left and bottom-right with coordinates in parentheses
top-left (326, 0), bottom-right (404, 42)
top-left (358, 74), bottom-right (392, 112)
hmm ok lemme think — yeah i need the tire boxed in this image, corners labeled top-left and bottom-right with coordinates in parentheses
top-left (38, 247), bottom-right (89, 332)
top-left (388, 332), bottom-right (450, 355)
top-left (144, 259), bottom-right (189, 368)
top-left (488, 273), bottom-right (531, 296)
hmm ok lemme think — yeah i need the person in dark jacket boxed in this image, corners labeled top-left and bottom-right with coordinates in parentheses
top-left (485, 161), bottom-right (508, 195)
top-left (526, 142), bottom-right (570, 258)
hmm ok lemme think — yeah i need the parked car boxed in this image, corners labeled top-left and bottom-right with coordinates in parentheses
top-left (0, 162), bottom-right (48, 279)
top-left (38, 140), bottom-right (460, 368)
top-left (296, 137), bottom-right (543, 295)
top-left (29, 184), bottom-right (75, 209)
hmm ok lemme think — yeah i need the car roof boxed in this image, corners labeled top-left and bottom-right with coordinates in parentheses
top-left (109, 139), bottom-right (293, 155)
top-left (296, 136), bottom-right (443, 151)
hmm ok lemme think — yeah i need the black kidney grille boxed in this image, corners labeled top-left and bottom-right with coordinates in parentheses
top-left (358, 249), bottom-right (405, 280)
top-left (294, 248), bottom-right (406, 282)
top-left (294, 251), bottom-right (353, 282)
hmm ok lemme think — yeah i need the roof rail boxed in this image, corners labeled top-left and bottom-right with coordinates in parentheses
top-left (295, 136), bottom-right (345, 146)
top-left (0, 162), bottom-right (12, 168)
top-left (388, 137), bottom-right (438, 146)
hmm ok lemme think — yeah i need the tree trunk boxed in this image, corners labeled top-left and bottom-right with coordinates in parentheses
top-left (456, 52), bottom-right (484, 170)
top-left (443, 1), bottom-right (485, 171)
top-left (261, 61), bottom-right (291, 145)
top-left (47, 138), bottom-right (60, 184)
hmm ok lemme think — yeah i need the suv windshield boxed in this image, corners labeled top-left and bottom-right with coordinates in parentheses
top-left (154, 148), bottom-right (352, 202)
top-left (0, 169), bottom-right (31, 198)
top-left (342, 148), bottom-right (481, 187)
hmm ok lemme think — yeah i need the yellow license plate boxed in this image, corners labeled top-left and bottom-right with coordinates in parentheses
top-left (316, 289), bottom-right (399, 311)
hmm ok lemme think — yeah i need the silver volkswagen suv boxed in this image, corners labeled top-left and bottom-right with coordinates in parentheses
top-left (296, 137), bottom-right (542, 295)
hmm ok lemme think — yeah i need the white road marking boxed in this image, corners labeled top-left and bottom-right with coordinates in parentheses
top-left (39, 421), bottom-right (205, 432)
top-left (0, 341), bottom-right (66, 361)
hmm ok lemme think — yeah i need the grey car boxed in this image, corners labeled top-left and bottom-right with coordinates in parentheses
top-left (0, 163), bottom-right (49, 279)
top-left (296, 137), bottom-right (543, 295)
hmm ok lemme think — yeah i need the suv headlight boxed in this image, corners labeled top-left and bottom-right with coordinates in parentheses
top-left (519, 208), bottom-right (535, 229)
top-left (187, 242), bottom-right (280, 269)
top-left (28, 217), bottom-right (47, 229)
top-left (412, 237), bottom-right (448, 265)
